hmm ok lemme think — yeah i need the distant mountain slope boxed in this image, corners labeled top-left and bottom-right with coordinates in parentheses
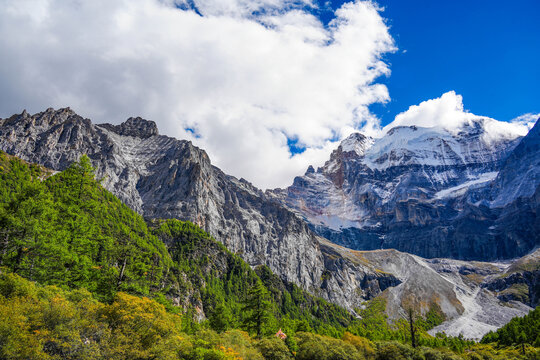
top-left (270, 118), bottom-right (540, 260)
top-left (319, 238), bottom-right (533, 340)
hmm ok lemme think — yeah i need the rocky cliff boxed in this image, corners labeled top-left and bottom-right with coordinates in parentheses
top-left (483, 249), bottom-right (540, 308)
top-left (270, 118), bottom-right (540, 261)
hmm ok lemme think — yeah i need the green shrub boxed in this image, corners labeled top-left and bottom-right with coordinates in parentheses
top-left (257, 337), bottom-right (293, 360)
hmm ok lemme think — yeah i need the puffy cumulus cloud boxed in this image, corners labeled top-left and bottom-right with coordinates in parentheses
top-left (0, 0), bottom-right (395, 189)
top-left (382, 91), bottom-right (474, 133)
top-left (382, 91), bottom-right (535, 144)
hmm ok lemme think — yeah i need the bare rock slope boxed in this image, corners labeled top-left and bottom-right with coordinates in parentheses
top-left (320, 239), bottom-right (533, 340)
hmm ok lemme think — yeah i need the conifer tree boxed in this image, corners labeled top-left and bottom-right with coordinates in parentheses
top-left (406, 307), bottom-right (417, 348)
top-left (209, 302), bottom-right (232, 333)
top-left (243, 280), bottom-right (272, 338)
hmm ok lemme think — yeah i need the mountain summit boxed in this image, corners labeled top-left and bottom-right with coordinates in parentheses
top-left (99, 117), bottom-right (159, 138)
top-left (271, 118), bottom-right (540, 261)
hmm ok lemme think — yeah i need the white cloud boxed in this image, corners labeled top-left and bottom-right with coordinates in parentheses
top-left (382, 91), bottom-right (474, 133)
top-left (0, 0), bottom-right (395, 189)
top-left (182, 0), bottom-right (316, 18)
top-left (382, 91), bottom-right (535, 144)
top-left (509, 113), bottom-right (539, 129)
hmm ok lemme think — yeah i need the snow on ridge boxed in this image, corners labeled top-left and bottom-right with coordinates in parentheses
top-left (434, 172), bottom-right (498, 200)
top-left (309, 214), bottom-right (361, 231)
top-left (332, 118), bottom-right (525, 172)
top-left (358, 121), bottom-right (523, 171)
top-left (339, 133), bottom-right (374, 156)
top-left (362, 126), bottom-right (459, 170)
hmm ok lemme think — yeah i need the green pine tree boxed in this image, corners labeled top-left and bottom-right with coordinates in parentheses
top-left (209, 302), bottom-right (232, 333)
top-left (243, 280), bottom-right (272, 338)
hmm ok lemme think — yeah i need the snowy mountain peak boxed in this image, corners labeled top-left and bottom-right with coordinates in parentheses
top-left (275, 116), bottom-right (539, 261)
top-left (339, 132), bottom-right (373, 156)
top-left (362, 119), bottom-right (526, 171)
top-left (386, 125), bottom-right (419, 136)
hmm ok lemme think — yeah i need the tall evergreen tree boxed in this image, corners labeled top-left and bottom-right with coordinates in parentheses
top-left (243, 280), bottom-right (272, 338)
top-left (209, 302), bottom-right (232, 333)
top-left (406, 307), bottom-right (417, 348)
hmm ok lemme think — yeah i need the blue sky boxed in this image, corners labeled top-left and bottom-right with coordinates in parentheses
top-left (316, 0), bottom-right (540, 126)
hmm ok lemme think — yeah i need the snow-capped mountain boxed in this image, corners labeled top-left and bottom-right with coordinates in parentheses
top-left (270, 117), bottom-right (540, 261)
top-left (490, 117), bottom-right (540, 207)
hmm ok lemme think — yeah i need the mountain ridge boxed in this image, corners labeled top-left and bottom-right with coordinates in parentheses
top-left (271, 118), bottom-right (540, 261)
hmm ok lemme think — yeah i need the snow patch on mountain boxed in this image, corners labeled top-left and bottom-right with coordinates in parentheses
top-left (434, 172), bottom-right (498, 200)
top-left (340, 133), bottom-right (374, 156)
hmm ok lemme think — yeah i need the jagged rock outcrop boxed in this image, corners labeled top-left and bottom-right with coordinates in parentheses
top-left (270, 118), bottom-right (540, 261)
top-left (0, 108), bottom-right (397, 311)
top-left (99, 117), bottom-right (159, 138)
top-left (483, 249), bottom-right (540, 307)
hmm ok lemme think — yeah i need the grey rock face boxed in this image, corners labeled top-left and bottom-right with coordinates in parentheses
top-left (316, 237), bottom-right (401, 310)
top-left (483, 249), bottom-right (540, 307)
top-left (270, 119), bottom-right (540, 261)
top-left (0, 108), bottom-right (396, 311)
top-left (485, 270), bottom-right (540, 307)
top-left (99, 117), bottom-right (159, 138)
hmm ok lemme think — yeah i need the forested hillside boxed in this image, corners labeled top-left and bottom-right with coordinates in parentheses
top-left (0, 152), bottom-right (173, 300)
top-left (0, 152), bottom-right (538, 359)
top-left (482, 306), bottom-right (540, 348)
top-left (0, 152), bottom-right (351, 331)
